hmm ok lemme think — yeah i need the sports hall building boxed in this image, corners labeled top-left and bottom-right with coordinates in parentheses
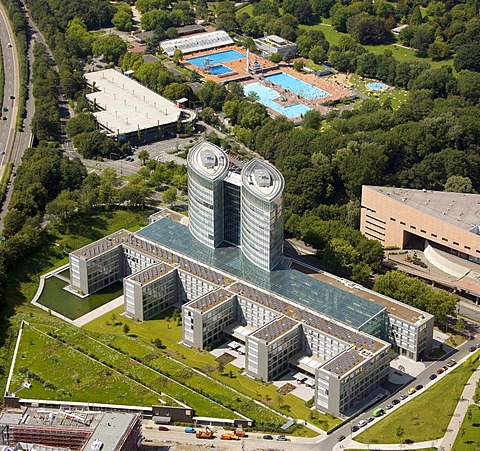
top-left (361, 185), bottom-right (480, 299)
top-left (69, 145), bottom-right (433, 417)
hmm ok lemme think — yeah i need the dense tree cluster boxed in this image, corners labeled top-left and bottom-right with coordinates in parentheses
top-left (30, 43), bottom-right (60, 142)
top-left (374, 271), bottom-right (458, 326)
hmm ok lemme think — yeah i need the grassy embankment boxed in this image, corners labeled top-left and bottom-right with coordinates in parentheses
top-left (356, 351), bottom-right (480, 444)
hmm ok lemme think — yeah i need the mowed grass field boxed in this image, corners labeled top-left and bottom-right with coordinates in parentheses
top-left (10, 325), bottom-right (162, 406)
top-left (85, 306), bottom-right (339, 433)
top-left (452, 405), bottom-right (480, 451)
top-left (356, 351), bottom-right (480, 444)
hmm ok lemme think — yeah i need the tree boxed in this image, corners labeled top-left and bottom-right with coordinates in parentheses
top-left (444, 175), bottom-right (474, 193)
top-left (308, 45), bottom-right (327, 64)
top-left (454, 43), bottom-right (480, 73)
top-left (163, 186), bottom-right (177, 205)
top-left (173, 48), bottom-right (183, 64)
top-left (45, 190), bottom-right (79, 228)
top-left (347, 14), bottom-right (393, 45)
top-left (123, 324), bottom-right (130, 334)
top-left (112, 10), bottom-right (133, 32)
top-left (92, 34), bottom-right (127, 64)
top-left (154, 338), bottom-right (163, 348)
top-left (396, 426), bottom-right (405, 443)
top-left (138, 149), bottom-right (150, 165)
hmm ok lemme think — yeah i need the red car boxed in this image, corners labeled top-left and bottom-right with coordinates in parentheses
top-left (436, 368), bottom-right (444, 375)
top-left (158, 426), bottom-right (169, 431)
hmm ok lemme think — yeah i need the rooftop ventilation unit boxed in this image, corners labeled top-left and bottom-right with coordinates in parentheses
top-left (201, 150), bottom-right (216, 168)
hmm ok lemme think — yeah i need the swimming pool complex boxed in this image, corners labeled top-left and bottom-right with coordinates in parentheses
top-left (244, 82), bottom-right (311, 119)
top-left (265, 72), bottom-right (330, 100)
top-left (367, 82), bottom-right (388, 91)
top-left (187, 50), bottom-right (245, 68)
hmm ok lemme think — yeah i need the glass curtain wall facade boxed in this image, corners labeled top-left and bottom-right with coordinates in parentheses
top-left (223, 181), bottom-right (241, 246)
top-left (187, 142), bottom-right (229, 248)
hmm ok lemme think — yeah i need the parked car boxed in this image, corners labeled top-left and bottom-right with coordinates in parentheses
top-left (185, 427), bottom-right (196, 433)
top-left (367, 417), bottom-right (374, 423)
top-left (263, 434), bottom-right (273, 440)
top-left (158, 426), bottom-right (169, 431)
top-left (276, 436), bottom-right (288, 441)
top-left (400, 394), bottom-right (408, 400)
top-left (2, 116), bottom-right (6, 120)
top-left (443, 365), bottom-right (449, 371)
top-left (3, 106), bottom-right (7, 112)
top-left (391, 399), bottom-right (400, 405)
top-left (337, 435), bottom-right (346, 441)
top-left (429, 374), bottom-right (437, 380)
top-left (448, 359), bottom-right (457, 367)
top-left (416, 384), bottom-right (424, 391)
top-left (385, 404), bottom-right (393, 410)
top-left (408, 387), bottom-right (417, 395)
top-left (469, 346), bottom-right (477, 352)
top-left (437, 368), bottom-right (444, 374)
top-left (7, 42), bottom-right (12, 47)
top-left (350, 425), bottom-right (359, 432)
top-left (358, 420), bottom-right (368, 427)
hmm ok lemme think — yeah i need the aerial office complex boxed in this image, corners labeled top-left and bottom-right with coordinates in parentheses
top-left (69, 144), bottom-right (434, 417)
top-left (361, 185), bottom-right (480, 299)
top-left (187, 141), bottom-right (284, 271)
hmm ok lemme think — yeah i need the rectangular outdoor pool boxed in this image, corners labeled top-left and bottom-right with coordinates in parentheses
top-left (244, 82), bottom-right (311, 119)
top-left (209, 64), bottom-right (233, 75)
top-left (265, 72), bottom-right (330, 100)
top-left (187, 50), bottom-right (245, 68)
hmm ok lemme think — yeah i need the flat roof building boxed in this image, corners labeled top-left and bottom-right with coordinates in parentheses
top-left (160, 30), bottom-right (234, 56)
top-left (361, 185), bottom-right (480, 298)
top-left (68, 149), bottom-right (434, 418)
top-left (0, 407), bottom-right (142, 451)
top-left (84, 69), bottom-right (195, 144)
top-left (254, 35), bottom-right (297, 58)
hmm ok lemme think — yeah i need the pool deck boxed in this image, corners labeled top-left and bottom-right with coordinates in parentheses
top-left (182, 45), bottom-right (358, 120)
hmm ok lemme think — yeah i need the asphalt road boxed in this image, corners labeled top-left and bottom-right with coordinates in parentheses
top-left (0, 3), bottom-right (19, 168)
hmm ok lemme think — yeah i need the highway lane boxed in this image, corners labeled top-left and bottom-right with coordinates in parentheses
top-left (0, 1), bottom-right (20, 173)
top-left (0, 3), bottom-right (35, 232)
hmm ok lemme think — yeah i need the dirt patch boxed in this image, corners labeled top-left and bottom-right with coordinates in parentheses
top-left (215, 353), bottom-right (236, 366)
top-left (277, 383), bottom-right (296, 395)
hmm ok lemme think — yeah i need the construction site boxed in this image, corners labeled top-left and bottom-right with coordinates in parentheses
top-left (0, 406), bottom-right (142, 450)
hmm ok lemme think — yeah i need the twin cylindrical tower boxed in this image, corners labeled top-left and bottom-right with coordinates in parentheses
top-left (187, 141), bottom-right (284, 271)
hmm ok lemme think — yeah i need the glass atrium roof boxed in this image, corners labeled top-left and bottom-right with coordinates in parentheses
top-left (137, 218), bottom-right (385, 328)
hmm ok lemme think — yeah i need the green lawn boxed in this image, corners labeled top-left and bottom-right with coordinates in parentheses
top-left (356, 352), bottom-right (480, 444)
top-left (37, 277), bottom-right (123, 320)
top-left (452, 405), bottom-right (480, 451)
top-left (10, 325), bottom-right (163, 406)
top-left (300, 22), bottom-right (452, 69)
top-left (84, 306), bottom-right (337, 434)
top-left (0, 209), bottom-right (152, 394)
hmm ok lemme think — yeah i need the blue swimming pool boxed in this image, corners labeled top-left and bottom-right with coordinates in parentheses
top-left (187, 50), bottom-right (245, 68)
top-left (208, 65), bottom-right (233, 75)
top-left (265, 72), bottom-right (329, 100)
top-left (244, 82), bottom-right (311, 119)
top-left (367, 82), bottom-right (388, 91)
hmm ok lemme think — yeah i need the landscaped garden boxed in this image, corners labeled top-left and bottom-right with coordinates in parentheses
top-left (356, 352), bottom-right (480, 444)
top-left (36, 277), bottom-right (123, 320)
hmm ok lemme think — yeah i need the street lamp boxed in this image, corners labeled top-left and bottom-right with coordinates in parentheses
top-left (110, 152), bottom-right (123, 175)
